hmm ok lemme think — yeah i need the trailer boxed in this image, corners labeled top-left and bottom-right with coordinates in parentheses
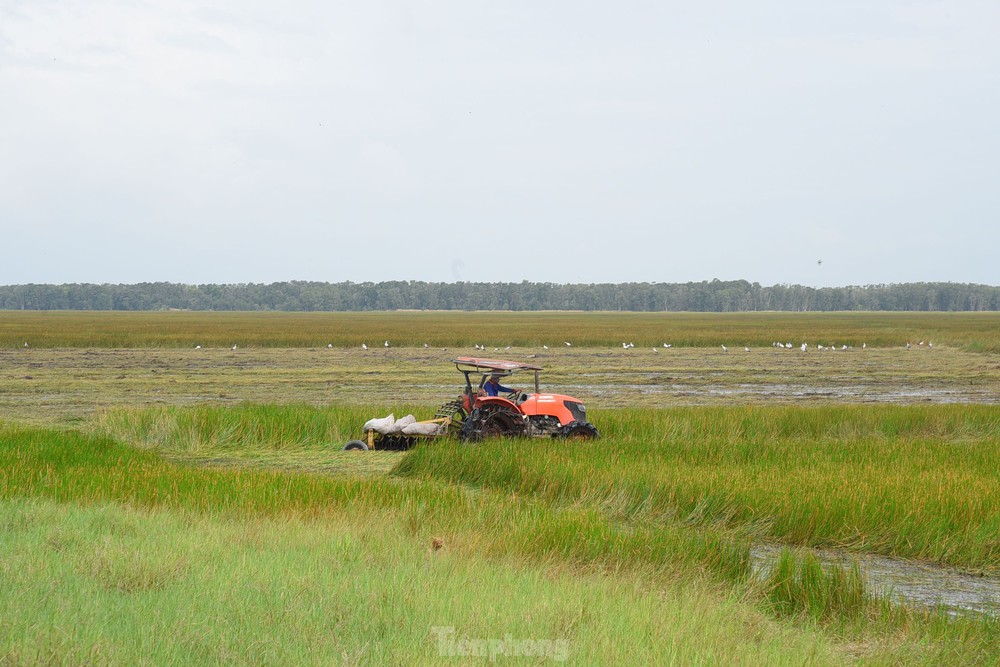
top-left (342, 416), bottom-right (452, 451)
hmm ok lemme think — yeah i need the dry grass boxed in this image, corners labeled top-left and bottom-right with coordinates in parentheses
top-left (3, 310), bottom-right (1000, 350)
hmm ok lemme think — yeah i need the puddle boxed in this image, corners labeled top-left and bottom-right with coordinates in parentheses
top-left (751, 544), bottom-right (1000, 616)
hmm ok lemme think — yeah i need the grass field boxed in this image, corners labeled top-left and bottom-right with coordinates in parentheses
top-left (1, 311), bottom-right (999, 664)
top-left (4, 309), bottom-right (1000, 350)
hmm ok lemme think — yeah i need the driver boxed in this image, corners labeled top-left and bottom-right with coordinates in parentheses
top-left (483, 373), bottom-right (515, 397)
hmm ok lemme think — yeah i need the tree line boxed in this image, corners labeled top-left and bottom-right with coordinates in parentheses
top-left (1, 280), bottom-right (999, 312)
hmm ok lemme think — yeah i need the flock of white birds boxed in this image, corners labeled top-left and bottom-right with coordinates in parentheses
top-left (336, 340), bottom-right (936, 354)
top-left (17, 340), bottom-right (934, 352)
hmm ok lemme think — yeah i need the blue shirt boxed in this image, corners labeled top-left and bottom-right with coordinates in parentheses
top-left (483, 379), bottom-right (513, 396)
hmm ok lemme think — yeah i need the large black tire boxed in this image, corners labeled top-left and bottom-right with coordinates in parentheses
top-left (459, 405), bottom-right (526, 443)
top-left (559, 421), bottom-right (600, 440)
top-left (434, 399), bottom-right (468, 436)
top-left (343, 439), bottom-right (369, 451)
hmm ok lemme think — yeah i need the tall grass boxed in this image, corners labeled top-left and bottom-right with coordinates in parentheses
top-left (396, 404), bottom-right (1000, 572)
top-left (0, 422), bottom-right (750, 583)
top-left (762, 550), bottom-right (869, 621)
top-left (90, 403), bottom-right (1000, 571)
top-left (5, 416), bottom-right (1000, 663)
top-left (0, 497), bottom-right (845, 666)
top-left (93, 403), bottom-right (375, 454)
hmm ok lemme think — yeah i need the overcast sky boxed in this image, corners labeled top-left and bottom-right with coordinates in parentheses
top-left (2, 1), bottom-right (998, 287)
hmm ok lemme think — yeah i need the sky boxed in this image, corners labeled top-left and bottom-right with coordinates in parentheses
top-left (2, 1), bottom-right (998, 288)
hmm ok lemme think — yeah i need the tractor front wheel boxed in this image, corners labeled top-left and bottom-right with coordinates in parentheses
top-left (560, 421), bottom-right (600, 440)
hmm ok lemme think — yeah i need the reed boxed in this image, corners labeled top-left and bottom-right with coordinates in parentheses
top-left (0, 423), bottom-right (750, 583)
top-left (762, 549), bottom-right (869, 621)
top-left (396, 404), bottom-right (1000, 572)
top-left (4, 416), bottom-right (999, 663)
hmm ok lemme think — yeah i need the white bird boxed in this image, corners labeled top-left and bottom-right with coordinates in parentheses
top-left (744, 346), bottom-right (750, 352)
top-left (801, 342), bottom-right (807, 352)
top-left (663, 343), bottom-right (671, 348)
top-left (231, 344), bottom-right (237, 351)
top-left (384, 340), bottom-right (390, 348)
top-left (786, 342), bottom-right (793, 348)
top-left (195, 345), bottom-right (201, 349)
top-left (423, 343), bottom-right (429, 348)
top-left (362, 343), bottom-right (368, 350)
top-left (543, 345), bottom-right (549, 350)
top-left (928, 342), bottom-right (933, 348)
top-left (505, 346), bottom-right (511, 350)
top-left (23, 341), bottom-right (29, 348)
top-left (327, 343), bottom-right (333, 349)
top-left (906, 342), bottom-right (911, 349)
top-left (721, 345), bottom-right (728, 353)
top-left (919, 341), bottom-right (925, 346)
top-left (862, 342), bottom-right (867, 349)
top-left (564, 341), bottom-right (572, 347)
top-left (622, 342), bottom-right (629, 349)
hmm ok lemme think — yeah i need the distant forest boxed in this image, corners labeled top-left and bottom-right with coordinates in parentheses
top-left (0, 280), bottom-right (1000, 312)
top-left (1, 280), bottom-right (999, 312)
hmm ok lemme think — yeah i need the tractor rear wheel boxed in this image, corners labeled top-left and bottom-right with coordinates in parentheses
top-left (560, 421), bottom-right (600, 440)
top-left (460, 404), bottom-right (526, 443)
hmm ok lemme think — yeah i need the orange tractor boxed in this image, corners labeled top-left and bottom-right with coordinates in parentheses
top-left (435, 356), bottom-right (600, 442)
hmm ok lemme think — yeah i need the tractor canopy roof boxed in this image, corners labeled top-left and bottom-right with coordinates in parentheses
top-left (452, 357), bottom-right (543, 373)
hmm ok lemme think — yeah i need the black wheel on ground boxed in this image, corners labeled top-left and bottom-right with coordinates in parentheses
top-left (343, 439), bottom-right (369, 451)
top-left (560, 421), bottom-right (600, 440)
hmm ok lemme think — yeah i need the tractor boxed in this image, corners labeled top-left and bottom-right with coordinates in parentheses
top-left (434, 356), bottom-right (600, 442)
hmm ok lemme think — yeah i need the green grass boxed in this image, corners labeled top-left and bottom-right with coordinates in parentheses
top-left (1, 497), bottom-right (846, 666)
top-left (89, 403), bottom-right (1000, 572)
top-left (3, 413), bottom-right (1000, 664)
top-left (4, 310), bottom-right (1000, 351)
top-left (397, 405), bottom-right (1000, 573)
top-left (0, 423), bottom-right (752, 582)
top-left (762, 550), bottom-right (869, 622)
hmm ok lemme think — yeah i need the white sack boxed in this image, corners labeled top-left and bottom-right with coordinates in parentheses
top-left (401, 421), bottom-right (443, 436)
top-left (363, 414), bottom-right (395, 434)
